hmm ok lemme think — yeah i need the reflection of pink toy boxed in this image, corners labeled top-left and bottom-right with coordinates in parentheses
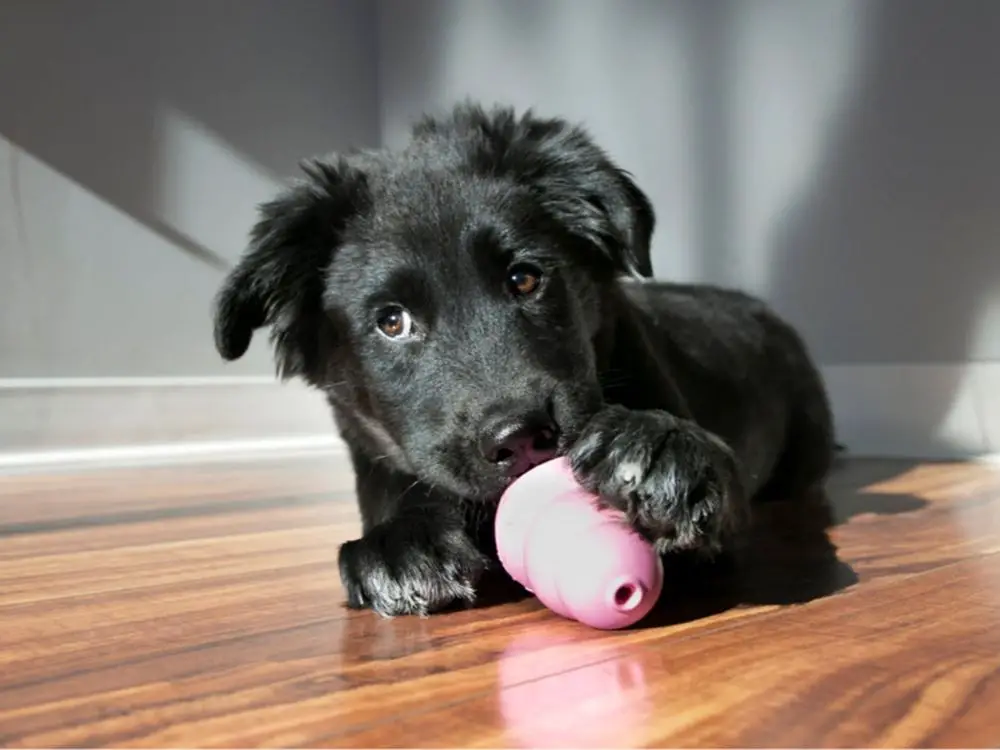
top-left (495, 457), bottom-right (664, 629)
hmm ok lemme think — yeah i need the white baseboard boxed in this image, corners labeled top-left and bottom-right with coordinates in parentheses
top-left (0, 375), bottom-right (339, 455)
top-left (0, 364), bottom-right (997, 471)
top-left (0, 435), bottom-right (347, 474)
top-left (821, 362), bottom-right (1000, 460)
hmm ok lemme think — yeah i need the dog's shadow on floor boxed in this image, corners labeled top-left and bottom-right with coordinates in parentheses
top-left (635, 458), bottom-right (929, 629)
top-left (477, 458), bottom-right (930, 627)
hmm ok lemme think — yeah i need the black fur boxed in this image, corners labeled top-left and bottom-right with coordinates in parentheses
top-left (212, 102), bottom-right (835, 617)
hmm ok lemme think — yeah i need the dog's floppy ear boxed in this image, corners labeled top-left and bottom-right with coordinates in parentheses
top-left (212, 157), bottom-right (369, 380)
top-left (418, 104), bottom-right (655, 278)
top-left (592, 166), bottom-right (655, 278)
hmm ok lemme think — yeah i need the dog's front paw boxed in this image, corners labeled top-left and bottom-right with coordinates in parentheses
top-left (337, 523), bottom-right (489, 617)
top-left (568, 405), bottom-right (746, 555)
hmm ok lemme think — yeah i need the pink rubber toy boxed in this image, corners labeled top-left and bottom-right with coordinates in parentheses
top-left (495, 456), bottom-right (664, 629)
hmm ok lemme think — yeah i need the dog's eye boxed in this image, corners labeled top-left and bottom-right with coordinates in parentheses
top-left (507, 264), bottom-right (543, 297)
top-left (376, 306), bottom-right (414, 340)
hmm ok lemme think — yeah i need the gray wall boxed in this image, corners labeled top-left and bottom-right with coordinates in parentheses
top-left (379, 0), bottom-right (1000, 457)
top-left (0, 0), bottom-right (379, 378)
top-left (3, 0), bottom-right (998, 458)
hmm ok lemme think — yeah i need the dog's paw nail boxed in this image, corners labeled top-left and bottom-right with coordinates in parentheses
top-left (618, 460), bottom-right (642, 483)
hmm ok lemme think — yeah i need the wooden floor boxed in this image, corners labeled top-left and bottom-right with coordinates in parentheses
top-left (1, 454), bottom-right (998, 748)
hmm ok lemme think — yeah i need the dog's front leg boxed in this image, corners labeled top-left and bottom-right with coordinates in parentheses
top-left (567, 404), bottom-right (749, 556)
top-left (337, 502), bottom-right (490, 617)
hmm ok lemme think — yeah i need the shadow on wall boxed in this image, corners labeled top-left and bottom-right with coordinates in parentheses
top-left (764, 0), bottom-right (1000, 456)
top-left (374, 0), bottom-right (1000, 457)
top-left (0, 0), bottom-right (378, 269)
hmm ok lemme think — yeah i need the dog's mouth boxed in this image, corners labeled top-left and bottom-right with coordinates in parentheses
top-left (429, 382), bottom-right (600, 501)
top-left (475, 435), bottom-right (577, 504)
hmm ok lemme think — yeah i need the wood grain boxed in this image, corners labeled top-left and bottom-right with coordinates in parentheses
top-left (0, 455), bottom-right (998, 747)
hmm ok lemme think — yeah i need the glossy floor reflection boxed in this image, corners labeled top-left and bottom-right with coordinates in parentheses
top-left (0, 455), bottom-right (998, 747)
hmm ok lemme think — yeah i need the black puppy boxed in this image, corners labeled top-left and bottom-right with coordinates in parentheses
top-left (212, 103), bottom-right (835, 617)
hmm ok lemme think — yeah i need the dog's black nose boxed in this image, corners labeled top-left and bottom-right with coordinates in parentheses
top-left (479, 412), bottom-right (559, 477)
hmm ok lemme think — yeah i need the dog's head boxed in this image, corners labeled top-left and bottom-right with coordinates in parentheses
top-left (213, 103), bottom-right (655, 500)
